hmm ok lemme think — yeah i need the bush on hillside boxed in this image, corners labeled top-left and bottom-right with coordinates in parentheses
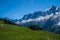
top-left (28, 25), bottom-right (42, 30)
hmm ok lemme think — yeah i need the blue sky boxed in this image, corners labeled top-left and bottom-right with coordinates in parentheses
top-left (0, 0), bottom-right (60, 19)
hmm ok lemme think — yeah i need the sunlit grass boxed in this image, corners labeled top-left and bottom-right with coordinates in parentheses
top-left (0, 22), bottom-right (60, 40)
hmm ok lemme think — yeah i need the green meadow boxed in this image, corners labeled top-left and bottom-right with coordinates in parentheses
top-left (0, 20), bottom-right (60, 40)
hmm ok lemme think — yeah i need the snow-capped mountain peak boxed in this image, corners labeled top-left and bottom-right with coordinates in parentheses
top-left (15, 6), bottom-right (60, 34)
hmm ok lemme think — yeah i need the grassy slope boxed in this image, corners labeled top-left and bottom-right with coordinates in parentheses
top-left (0, 21), bottom-right (60, 40)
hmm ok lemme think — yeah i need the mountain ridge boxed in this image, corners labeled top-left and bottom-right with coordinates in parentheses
top-left (15, 5), bottom-right (60, 34)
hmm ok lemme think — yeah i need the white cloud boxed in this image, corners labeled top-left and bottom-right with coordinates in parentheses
top-left (21, 19), bottom-right (33, 23)
top-left (15, 21), bottom-right (20, 24)
top-left (57, 22), bottom-right (60, 26)
top-left (20, 13), bottom-right (54, 23)
top-left (15, 12), bottom-right (60, 25)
